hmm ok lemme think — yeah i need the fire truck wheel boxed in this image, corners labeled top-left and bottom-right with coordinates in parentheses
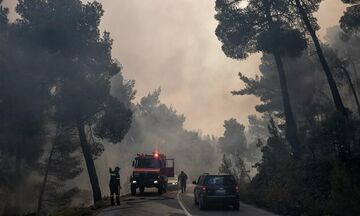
top-left (131, 186), bottom-right (136, 196)
top-left (140, 186), bottom-right (145, 193)
top-left (158, 185), bottom-right (163, 195)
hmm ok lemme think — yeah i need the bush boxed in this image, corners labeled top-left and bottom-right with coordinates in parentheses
top-left (240, 113), bottom-right (360, 215)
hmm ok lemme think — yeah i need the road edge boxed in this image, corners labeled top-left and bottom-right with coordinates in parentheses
top-left (176, 190), bottom-right (192, 216)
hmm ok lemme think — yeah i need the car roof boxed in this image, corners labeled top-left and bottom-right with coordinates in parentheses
top-left (200, 173), bottom-right (234, 177)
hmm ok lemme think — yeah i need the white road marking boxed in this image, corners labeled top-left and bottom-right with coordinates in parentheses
top-left (176, 190), bottom-right (193, 216)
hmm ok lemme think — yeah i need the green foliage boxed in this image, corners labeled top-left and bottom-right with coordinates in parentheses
top-left (215, 0), bottom-right (308, 59)
top-left (94, 96), bottom-right (133, 143)
top-left (0, 1), bottom-right (52, 213)
top-left (257, 24), bottom-right (307, 57)
top-left (0, 0), bottom-right (8, 27)
top-left (1, 0), bottom-right (134, 212)
top-left (218, 154), bottom-right (233, 175)
top-left (327, 162), bottom-right (360, 216)
top-left (15, 0), bottom-right (134, 132)
top-left (219, 1), bottom-right (358, 215)
top-left (37, 128), bottom-right (84, 215)
top-left (340, 0), bottom-right (360, 34)
top-left (232, 55), bottom-right (285, 114)
top-left (247, 114), bottom-right (270, 143)
top-left (218, 118), bottom-right (247, 155)
top-left (137, 88), bottom-right (186, 130)
top-left (231, 45), bottom-right (357, 120)
top-left (242, 119), bottom-right (299, 214)
top-left (12, 0), bottom-right (134, 204)
top-left (242, 113), bottom-right (360, 216)
top-left (216, 0), bottom-right (308, 158)
top-left (219, 153), bottom-right (250, 186)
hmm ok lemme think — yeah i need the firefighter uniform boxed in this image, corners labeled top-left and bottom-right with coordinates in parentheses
top-left (109, 167), bottom-right (121, 205)
top-left (178, 171), bottom-right (188, 193)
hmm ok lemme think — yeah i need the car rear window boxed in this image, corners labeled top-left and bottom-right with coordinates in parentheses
top-left (204, 175), bottom-right (236, 185)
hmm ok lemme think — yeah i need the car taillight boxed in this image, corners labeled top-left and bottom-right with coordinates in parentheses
top-left (236, 186), bottom-right (240, 193)
top-left (202, 186), bottom-right (207, 193)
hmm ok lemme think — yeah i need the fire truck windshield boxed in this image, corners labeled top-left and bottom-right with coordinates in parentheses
top-left (135, 158), bottom-right (162, 168)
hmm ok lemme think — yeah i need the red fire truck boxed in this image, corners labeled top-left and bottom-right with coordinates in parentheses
top-left (130, 152), bottom-right (175, 195)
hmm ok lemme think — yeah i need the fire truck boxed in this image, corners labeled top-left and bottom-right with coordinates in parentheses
top-left (130, 152), bottom-right (175, 195)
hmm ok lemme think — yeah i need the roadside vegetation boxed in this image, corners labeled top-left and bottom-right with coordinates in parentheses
top-left (0, 0), bottom-right (132, 214)
top-left (1, 0), bottom-right (359, 215)
top-left (0, 1), bottom-right (218, 215)
top-left (216, 0), bottom-right (360, 215)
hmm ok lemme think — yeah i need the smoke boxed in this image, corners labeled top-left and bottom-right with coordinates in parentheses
top-left (2, 0), bottom-right (348, 139)
top-left (323, 26), bottom-right (360, 111)
top-left (0, 0), bottom-right (353, 214)
top-left (89, 0), bottom-right (351, 200)
top-left (93, 0), bottom-right (346, 136)
top-left (90, 89), bottom-right (221, 196)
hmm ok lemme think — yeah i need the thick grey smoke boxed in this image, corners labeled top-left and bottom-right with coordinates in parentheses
top-left (53, 0), bottom-right (351, 203)
top-left (0, 0), bottom-right (351, 214)
top-left (323, 26), bottom-right (360, 112)
top-left (91, 89), bottom-right (221, 196)
top-left (94, 0), bottom-right (347, 136)
top-left (3, 0), bottom-right (347, 139)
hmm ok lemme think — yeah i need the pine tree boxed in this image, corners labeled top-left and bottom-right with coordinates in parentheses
top-left (215, 0), bottom-right (307, 157)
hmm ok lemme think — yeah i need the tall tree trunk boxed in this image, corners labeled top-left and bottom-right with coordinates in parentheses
top-left (294, 0), bottom-right (347, 115)
top-left (263, 0), bottom-right (301, 158)
top-left (36, 141), bottom-right (55, 216)
top-left (15, 143), bottom-right (21, 173)
top-left (273, 53), bottom-right (301, 158)
top-left (14, 141), bottom-right (22, 211)
top-left (77, 121), bottom-right (102, 203)
top-left (350, 60), bottom-right (360, 93)
top-left (341, 66), bottom-right (360, 115)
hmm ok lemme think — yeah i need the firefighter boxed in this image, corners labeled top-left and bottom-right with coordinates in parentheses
top-left (178, 171), bottom-right (188, 193)
top-left (109, 167), bottom-right (121, 205)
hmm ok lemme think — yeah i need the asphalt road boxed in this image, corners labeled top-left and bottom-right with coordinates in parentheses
top-left (96, 185), bottom-right (278, 216)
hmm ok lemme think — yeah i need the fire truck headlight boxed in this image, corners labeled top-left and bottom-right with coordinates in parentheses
top-left (132, 180), bottom-right (137, 184)
top-left (154, 180), bottom-right (158, 184)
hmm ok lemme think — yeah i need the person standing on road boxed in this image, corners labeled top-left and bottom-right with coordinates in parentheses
top-left (109, 167), bottom-right (121, 205)
top-left (178, 171), bottom-right (188, 193)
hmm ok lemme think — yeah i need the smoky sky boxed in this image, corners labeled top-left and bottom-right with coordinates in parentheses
top-left (3, 0), bottom-right (347, 136)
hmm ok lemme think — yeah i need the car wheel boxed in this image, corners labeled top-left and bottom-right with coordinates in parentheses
top-left (233, 202), bottom-right (240, 210)
top-left (199, 198), bottom-right (207, 211)
top-left (194, 194), bottom-right (198, 205)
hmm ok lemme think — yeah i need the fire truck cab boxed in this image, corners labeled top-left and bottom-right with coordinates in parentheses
top-left (130, 152), bottom-right (174, 195)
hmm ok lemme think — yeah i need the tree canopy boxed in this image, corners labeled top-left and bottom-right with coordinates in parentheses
top-left (340, 0), bottom-right (360, 34)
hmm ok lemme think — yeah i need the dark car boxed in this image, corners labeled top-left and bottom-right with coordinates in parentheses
top-left (193, 174), bottom-right (239, 210)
